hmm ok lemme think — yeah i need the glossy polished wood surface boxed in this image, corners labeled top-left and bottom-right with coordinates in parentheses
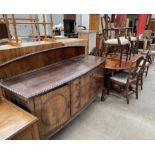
top-left (0, 41), bottom-right (62, 63)
top-left (0, 46), bottom-right (85, 80)
top-left (104, 54), bottom-right (143, 70)
top-left (1, 55), bottom-right (104, 98)
top-left (0, 39), bottom-right (87, 64)
top-left (0, 96), bottom-right (39, 140)
top-left (0, 46), bottom-right (105, 139)
top-left (3, 66), bottom-right (104, 139)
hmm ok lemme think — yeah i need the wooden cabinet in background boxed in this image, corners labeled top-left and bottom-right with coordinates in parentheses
top-left (89, 14), bottom-right (101, 32)
top-left (78, 30), bottom-right (96, 54)
top-left (89, 14), bottom-right (103, 51)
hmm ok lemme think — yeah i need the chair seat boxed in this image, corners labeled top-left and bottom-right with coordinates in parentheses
top-left (110, 72), bottom-right (136, 84)
top-left (130, 36), bottom-right (137, 42)
top-left (123, 67), bottom-right (141, 74)
top-left (139, 60), bottom-right (149, 67)
top-left (104, 37), bottom-right (129, 45)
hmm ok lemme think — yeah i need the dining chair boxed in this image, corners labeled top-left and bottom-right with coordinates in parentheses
top-left (107, 56), bottom-right (144, 104)
top-left (140, 50), bottom-right (152, 77)
top-left (101, 15), bottom-right (132, 65)
top-left (138, 58), bottom-right (147, 90)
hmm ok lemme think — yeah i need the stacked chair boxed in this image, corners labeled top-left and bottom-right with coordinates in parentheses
top-left (101, 15), bottom-right (131, 64)
top-left (90, 15), bottom-right (154, 104)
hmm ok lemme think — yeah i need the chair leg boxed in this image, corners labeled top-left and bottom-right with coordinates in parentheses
top-left (136, 79), bottom-right (139, 99)
top-left (101, 88), bottom-right (105, 101)
top-left (140, 74), bottom-right (143, 90)
top-left (146, 66), bottom-right (149, 77)
top-left (141, 77), bottom-right (143, 90)
top-left (107, 80), bottom-right (111, 95)
top-left (126, 85), bottom-right (129, 104)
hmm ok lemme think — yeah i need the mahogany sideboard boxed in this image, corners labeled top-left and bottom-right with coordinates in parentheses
top-left (0, 96), bottom-right (39, 140)
top-left (0, 46), bottom-right (105, 139)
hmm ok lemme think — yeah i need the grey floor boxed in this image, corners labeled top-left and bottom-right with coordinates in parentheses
top-left (52, 63), bottom-right (155, 140)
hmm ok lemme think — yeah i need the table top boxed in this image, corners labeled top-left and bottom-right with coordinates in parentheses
top-left (0, 96), bottom-right (38, 140)
top-left (1, 55), bottom-right (105, 99)
top-left (103, 54), bottom-right (142, 70)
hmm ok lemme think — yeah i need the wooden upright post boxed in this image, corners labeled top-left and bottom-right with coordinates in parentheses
top-left (42, 14), bottom-right (47, 39)
top-left (12, 14), bottom-right (19, 44)
top-left (30, 14), bottom-right (35, 40)
top-left (35, 15), bottom-right (41, 41)
top-left (50, 15), bottom-right (53, 37)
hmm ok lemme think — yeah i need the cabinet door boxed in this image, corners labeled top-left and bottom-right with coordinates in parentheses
top-left (89, 67), bottom-right (104, 98)
top-left (71, 89), bottom-right (80, 116)
top-left (80, 84), bottom-right (90, 107)
top-left (94, 67), bottom-right (104, 94)
top-left (34, 85), bottom-right (70, 139)
top-left (11, 124), bottom-right (39, 140)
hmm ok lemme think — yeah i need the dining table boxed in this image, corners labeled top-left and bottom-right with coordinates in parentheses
top-left (102, 54), bottom-right (143, 71)
top-left (100, 54), bottom-right (143, 99)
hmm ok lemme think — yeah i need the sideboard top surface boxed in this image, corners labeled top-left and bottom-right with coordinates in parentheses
top-left (1, 55), bottom-right (105, 99)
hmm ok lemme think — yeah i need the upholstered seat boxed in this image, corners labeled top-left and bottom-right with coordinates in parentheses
top-left (130, 36), bottom-right (137, 42)
top-left (139, 60), bottom-right (149, 67)
top-left (107, 51), bottom-right (144, 104)
top-left (110, 72), bottom-right (136, 85)
top-left (104, 37), bottom-right (129, 45)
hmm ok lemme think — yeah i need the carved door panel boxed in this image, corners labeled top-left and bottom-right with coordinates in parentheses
top-left (80, 84), bottom-right (90, 107)
top-left (94, 67), bottom-right (104, 94)
top-left (71, 78), bottom-right (81, 92)
top-left (90, 67), bottom-right (104, 96)
top-left (71, 90), bottom-right (81, 116)
top-left (34, 85), bottom-right (70, 139)
top-left (71, 100), bottom-right (81, 116)
top-left (80, 73), bottom-right (90, 86)
top-left (90, 75), bottom-right (97, 99)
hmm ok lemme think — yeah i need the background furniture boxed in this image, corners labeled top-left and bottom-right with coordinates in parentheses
top-left (0, 14), bottom-right (54, 46)
top-left (0, 46), bottom-right (105, 139)
top-left (89, 14), bottom-right (102, 32)
top-left (104, 54), bottom-right (142, 70)
top-left (78, 30), bottom-right (96, 54)
top-left (0, 96), bottom-right (39, 140)
top-left (107, 56), bottom-right (144, 104)
top-left (101, 15), bottom-right (132, 64)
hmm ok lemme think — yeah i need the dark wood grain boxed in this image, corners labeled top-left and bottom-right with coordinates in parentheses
top-left (0, 46), bottom-right (85, 80)
top-left (0, 46), bottom-right (105, 139)
top-left (103, 54), bottom-right (143, 70)
top-left (1, 55), bottom-right (104, 98)
top-left (0, 41), bottom-right (62, 63)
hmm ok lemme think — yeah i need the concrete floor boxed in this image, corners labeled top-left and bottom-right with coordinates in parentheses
top-left (52, 63), bottom-right (155, 140)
